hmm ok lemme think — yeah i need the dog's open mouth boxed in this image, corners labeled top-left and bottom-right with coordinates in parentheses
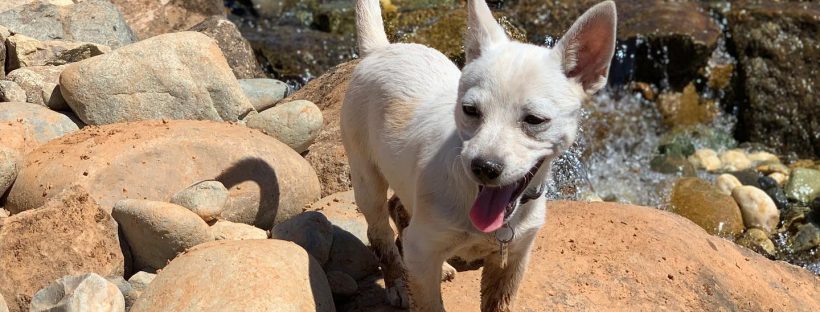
top-left (469, 158), bottom-right (545, 233)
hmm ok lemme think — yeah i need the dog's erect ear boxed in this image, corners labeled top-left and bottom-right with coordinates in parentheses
top-left (465, 0), bottom-right (509, 63)
top-left (555, 1), bottom-right (617, 94)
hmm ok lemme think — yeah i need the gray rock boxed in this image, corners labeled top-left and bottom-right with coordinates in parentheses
top-left (271, 211), bottom-right (334, 265)
top-left (104, 276), bottom-right (137, 311)
top-left (189, 16), bottom-right (267, 79)
top-left (325, 226), bottom-right (379, 280)
top-left (238, 79), bottom-right (289, 111)
top-left (326, 270), bottom-right (358, 297)
top-left (0, 0), bottom-right (137, 48)
top-left (309, 190), bottom-right (369, 245)
top-left (0, 102), bottom-right (80, 143)
top-left (126, 272), bottom-right (156, 293)
top-left (785, 168), bottom-right (820, 204)
top-left (210, 220), bottom-right (268, 241)
top-left (790, 223), bottom-right (820, 252)
top-left (0, 81), bottom-right (27, 103)
top-left (30, 273), bottom-right (124, 312)
top-left (112, 199), bottom-right (215, 271)
top-left (736, 228), bottom-right (775, 257)
top-left (5, 34), bottom-right (110, 71)
top-left (0, 146), bottom-right (20, 196)
top-left (60, 31), bottom-right (256, 125)
top-left (170, 180), bottom-right (228, 222)
top-left (6, 65), bottom-right (68, 110)
top-left (246, 100), bottom-right (323, 153)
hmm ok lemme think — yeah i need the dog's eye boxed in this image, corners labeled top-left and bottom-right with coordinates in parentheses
top-left (524, 115), bottom-right (550, 125)
top-left (462, 104), bottom-right (480, 117)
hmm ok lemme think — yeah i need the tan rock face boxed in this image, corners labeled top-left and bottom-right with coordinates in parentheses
top-left (130, 239), bottom-right (335, 312)
top-left (0, 186), bottom-right (124, 312)
top-left (59, 32), bottom-right (255, 125)
top-left (0, 103), bottom-right (80, 145)
top-left (5, 34), bottom-right (109, 71)
top-left (6, 120), bottom-right (321, 228)
top-left (432, 202), bottom-right (819, 311)
top-left (285, 60), bottom-right (360, 197)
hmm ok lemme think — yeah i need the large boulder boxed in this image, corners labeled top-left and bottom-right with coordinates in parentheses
top-left (189, 16), bottom-right (267, 79)
top-left (729, 2), bottom-right (820, 157)
top-left (130, 239), bottom-right (335, 312)
top-left (110, 0), bottom-right (225, 39)
top-left (347, 201), bottom-right (820, 311)
top-left (0, 0), bottom-right (137, 48)
top-left (284, 60), bottom-right (359, 197)
top-left (0, 186), bottom-right (124, 312)
top-left (6, 120), bottom-right (321, 228)
top-left (0, 102), bottom-right (80, 149)
top-left (5, 34), bottom-right (109, 71)
top-left (60, 31), bottom-right (255, 125)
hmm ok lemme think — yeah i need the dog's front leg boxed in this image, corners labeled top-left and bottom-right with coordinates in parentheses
top-left (403, 221), bottom-right (448, 311)
top-left (479, 232), bottom-right (537, 312)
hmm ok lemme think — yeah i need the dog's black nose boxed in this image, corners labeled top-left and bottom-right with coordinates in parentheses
top-left (471, 158), bottom-right (503, 181)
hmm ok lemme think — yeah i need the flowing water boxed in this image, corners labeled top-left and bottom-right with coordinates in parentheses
top-left (226, 0), bottom-right (819, 274)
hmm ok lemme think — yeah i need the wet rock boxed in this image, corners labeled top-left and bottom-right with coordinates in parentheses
top-left (6, 120), bottom-right (321, 228)
top-left (0, 81), bottom-right (27, 103)
top-left (326, 270), bottom-right (358, 297)
top-left (29, 273), bottom-right (124, 312)
top-left (769, 172), bottom-right (788, 186)
top-left (283, 61), bottom-right (358, 196)
top-left (781, 206), bottom-right (812, 233)
top-left (245, 100), bottom-right (323, 153)
top-left (659, 125), bottom-right (737, 153)
top-left (789, 223), bottom-right (820, 252)
top-left (0, 186), bottom-right (123, 312)
top-left (756, 162), bottom-right (790, 176)
top-left (129, 240), bottom-right (335, 312)
top-left (688, 148), bottom-right (721, 172)
top-left (729, 2), bottom-right (820, 157)
top-left (747, 151), bottom-right (779, 165)
top-left (0, 102), bottom-right (80, 146)
top-left (730, 169), bottom-right (763, 188)
top-left (210, 220), bottom-right (268, 241)
top-left (60, 32), bottom-right (255, 125)
top-left (112, 199), bottom-right (214, 271)
top-left (656, 83), bottom-right (718, 127)
top-left (308, 190), bottom-right (368, 245)
top-left (720, 149), bottom-right (753, 172)
top-left (7, 65), bottom-right (68, 110)
top-left (758, 176), bottom-right (788, 210)
top-left (0, 0), bottom-right (137, 48)
top-left (0, 146), bottom-right (19, 196)
top-left (238, 79), bottom-right (289, 112)
top-left (5, 34), bottom-right (109, 71)
top-left (650, 154), bottom-right (695, 176)
top-left (784, 168), bottom-right (820, 204)
top-left (271, 211), bottom-right (334, 265)
top-left (736, 228), bottom-right (775, 257)
top-left (716, 174), bottom-right (742, 196)
top-left (732, 186), bottom-right (780, 234)
top-left (189, 16), bottom-right (267, 79)
top-left (325, 226), bottom-right (380, 280)
top-left (670, 177), bottom-right (744, 238)
top-left (170, 180), bottom-right (229, 222)
top-left (111, 0), bottom-right (225, 39)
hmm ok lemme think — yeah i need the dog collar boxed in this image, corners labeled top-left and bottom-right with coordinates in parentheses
top-left (519, 182), bottom-right (545, 204)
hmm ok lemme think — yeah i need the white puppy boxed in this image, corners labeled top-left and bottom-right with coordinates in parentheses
top-left (341, 0), bottom-right (616, 310)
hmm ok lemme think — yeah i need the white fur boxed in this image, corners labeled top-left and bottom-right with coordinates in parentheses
top-left (342, 1), bottom-right (617, 310)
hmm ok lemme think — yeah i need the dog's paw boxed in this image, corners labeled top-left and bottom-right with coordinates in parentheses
top-left (441, 262), bottom-right (457, 282)
top-left (385, 278), bottom-right (410, 308)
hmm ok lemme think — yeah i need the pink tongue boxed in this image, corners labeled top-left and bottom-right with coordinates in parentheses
top-left (470, 184), bottom-right (518, 233)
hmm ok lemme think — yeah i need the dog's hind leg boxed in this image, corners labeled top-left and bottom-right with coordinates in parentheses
top-left (348, 155), bottom-right (409, 308)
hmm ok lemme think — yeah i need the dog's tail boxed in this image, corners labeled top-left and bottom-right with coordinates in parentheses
top-left (356, 0), bottom-right (390, 56)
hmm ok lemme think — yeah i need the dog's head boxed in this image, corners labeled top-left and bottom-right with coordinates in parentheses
top-left (457, 0), bottom-right (616, 232)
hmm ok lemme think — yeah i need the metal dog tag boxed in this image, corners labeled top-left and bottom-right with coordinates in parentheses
top-left (495, 224), bottom-right (514, 268)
